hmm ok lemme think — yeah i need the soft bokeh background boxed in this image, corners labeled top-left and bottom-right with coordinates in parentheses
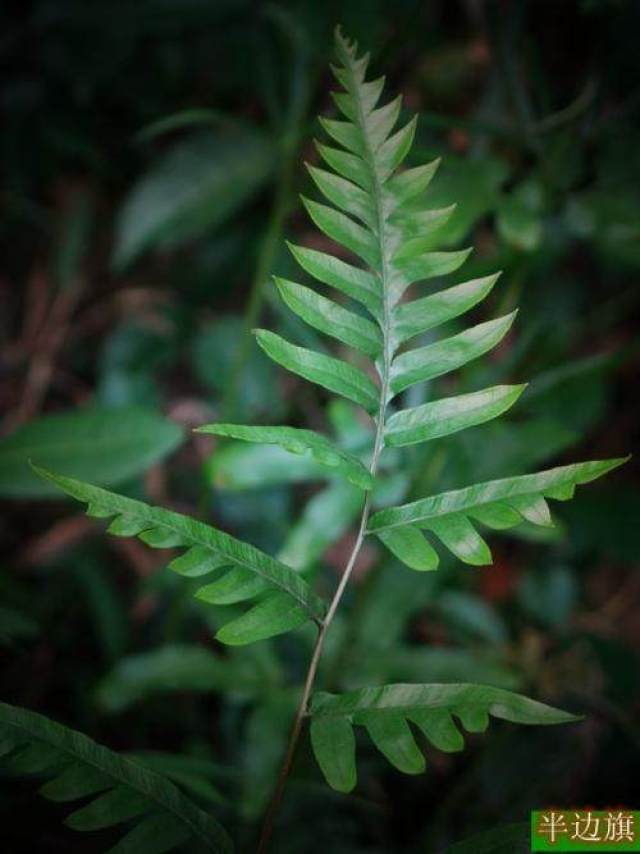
top-left (1, 0), bottom-right (638, 851)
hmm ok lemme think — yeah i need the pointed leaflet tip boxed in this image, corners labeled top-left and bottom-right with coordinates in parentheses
top-left (29, 461), bottom-right (57, 486)
top-left (512, 382), bottom-right (529, 399)
top-left (504, 307), bottom-right (519, 327)
top-left (334, 25), bottom-right (355, 64)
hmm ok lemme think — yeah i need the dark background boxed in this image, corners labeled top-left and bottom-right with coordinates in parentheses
top-left (1, 0), bottom-right (638, 851)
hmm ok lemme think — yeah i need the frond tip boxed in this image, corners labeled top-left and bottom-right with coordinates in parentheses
top-left (256, 22), bottom-right (502, 420)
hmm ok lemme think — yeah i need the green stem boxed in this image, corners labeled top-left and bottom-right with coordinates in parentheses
top-left (257, 42), bottom-right (395, 851)
top-left (256, 448), bottom-right (382, 854)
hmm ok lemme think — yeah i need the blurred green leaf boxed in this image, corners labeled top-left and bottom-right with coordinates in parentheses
top-left (369, 647), bottom-right (522, 692)
top-left (135, 109), bottom-right (233, 144)
top-left (192, 316), bottom-right (281, 420)
top-left (128, 752), bottom-right (227, 807)
top-left (71, 553), bottom-right (129, 663)
top-left (97, 645), bottom-right (223, 713)
top-left (0, 700), bottom-right (233, 852)
top-left (496, 181), bottom-right (544, 252)
top-left (0, 408), bottom-right (183, 498)
top-left (207, 442), bottom-right (326, 490)
top-left (96, 644), bottom-right (268, 713)
top-left (97, 322), bottom-right (176, 409)
top-left (241, 690), bottom-right (296, 819)
top-left (436, 591), bottom-right (508, 644)
top-left (113, 126), bottom-right (274, 270)
top-left (449, 417), bottom-right (579, 482)
top-left (517, 565), bottom-right (578, 629)
top-left (278, 480), bottom-right (363, 571)
top-left (0, 606), bottom-right (38, 646)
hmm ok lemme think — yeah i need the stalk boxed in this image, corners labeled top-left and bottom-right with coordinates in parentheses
top-left (257, 438), bottom-right (382, 854)
top-left (257, 45), bottom-right (394, 850)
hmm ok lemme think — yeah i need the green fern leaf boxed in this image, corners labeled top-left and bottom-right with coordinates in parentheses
top-left (196, 423), bottom-right (374, 490)
top-left (267, 22), bottom-right (627, 576)
top-left (369, 458), bottom-right (628, 567)
top-left (384, 384), bottom-right (527, 447)
top-left (274, 277), bottom-right (382, 356)
top-left (254, 329), bottom-right (379, 411)
top-left (277, 480), bottom-right (364, 571)
top-left (392, 273), bottom-right (500, 344)
top-left (376, 526), bottom-right (439, 571)
top-left (0, 700), bottom-right (233, 852)
top-left (286, 241), bottom-right (383, 318)
top-left (33, 465), bottom-right (326, 643)
top-left (389, 311), bottom-right (518, 394)
top-left (28, 27), bottom-right (629, 822)
top-left (257, 28), bottom-right (527, 481)
top-left (310, 683), bottom-right (579, 793)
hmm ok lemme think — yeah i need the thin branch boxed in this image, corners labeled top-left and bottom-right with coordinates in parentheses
top-left (257, 36), bottom-right (395, 850)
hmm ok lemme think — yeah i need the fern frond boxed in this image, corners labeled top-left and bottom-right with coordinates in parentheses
top-left (28, 25), bottom-right (630, 830)
top-left (196, 423), bottom-right (373, 490)
top-left (255, 27), bottom-right (519, 461)
top-left (0, 700), bottom-right (232, 853)
top-left (286, 27), bottom-right (626, 798)
top-left (255, 26), bottom-right (625, 576)
top-left (369, 458), bottom-right (628, 567)
top-left (33, 466), bottom-right (326, 645)
top-left (309, 682), bottom-right (579, 793)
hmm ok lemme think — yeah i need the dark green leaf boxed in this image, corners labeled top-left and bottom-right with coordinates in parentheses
top-left (0, 701), bottom-right (232, 852)
top-left (0, 408), bottom-right (183, 499)
top-left (113, 127), bottom-right (273, 270)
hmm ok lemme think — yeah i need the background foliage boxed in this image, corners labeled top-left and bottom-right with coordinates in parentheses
top-left (1, 0), bottom-right (638, 851)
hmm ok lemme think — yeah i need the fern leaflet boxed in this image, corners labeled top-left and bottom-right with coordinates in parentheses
top-left (0, 700), bottom-right (232, 853)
